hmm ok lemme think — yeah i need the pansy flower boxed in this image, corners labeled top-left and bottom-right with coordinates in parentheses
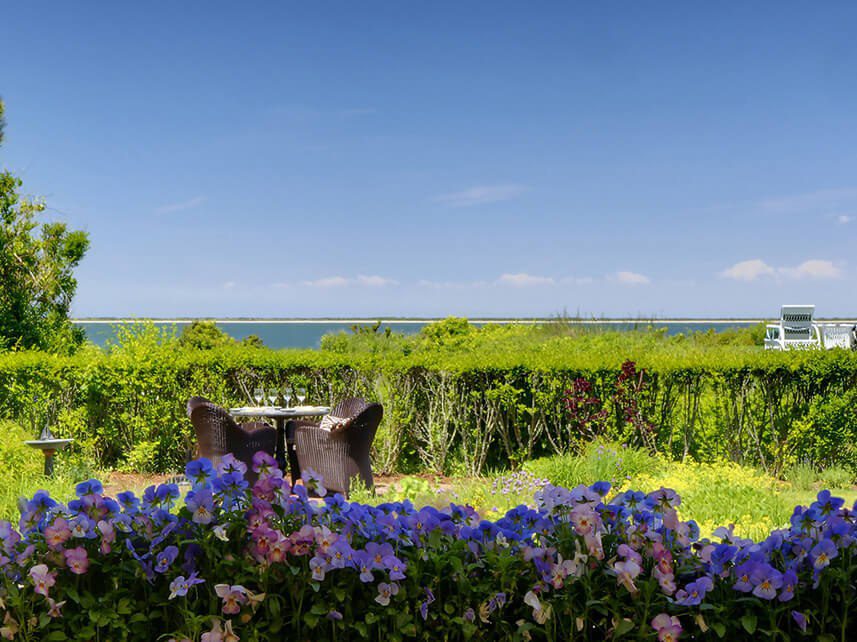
top-left (64, 546), bottom-right (89, 575)
top-left (375, 582), bottom-right (399, 606)
top-left (185, 458), bottom-right (216, 487)
top-left (29, 563), bottom-right (56, 597)
top-left (214, 584), bottom-right (248, 615)
top-left (651, 613), bottom-right (682, 642)
top-left (155, 546), bottom-right (179, 573)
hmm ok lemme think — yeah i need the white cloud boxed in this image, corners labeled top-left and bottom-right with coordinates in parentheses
top-left (837, 214), bottom-right (853, 224)
top-left (779, 259), bottom-right (842, 280)
top-left (615, 271), bottom-right (651, 285)
top-left (496, 273), bottom-right (555, 287)
top-left (355, 274), bottom-right (399, 287)
top-left (223, 281), bottom-right (236, 290)
top-left (300, 275), bottom-right (397, 288)
top-left (720, 259), bottom-right (776, 281)
top-left (301, 276), bottom-right (350, 288)
top-left (435, 184), bottom-right (527, 207)
top-left (721, 258), bottom-right (842, 281)
top-left (153, 195), bottom-right (206, 215)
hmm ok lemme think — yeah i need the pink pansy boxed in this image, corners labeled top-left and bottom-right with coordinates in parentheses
top-left (314, 526), bottom-right (338, 553)
top-left (570, 506), bottom-right (598, 535)
top-left (613, 559), bottom-right (641, 593)
top-left (267, 535), bottom-right (290, 564)
top-left (64, 546), bottom-right (89, 575)
top-left (215, 584), bottom-right (248, 615)
top-left (201, 618), bottom-right (239, 642)
top-left (29, 564), bottom-right (56, 597)
top-left (46, 597), bottom-right (66, 618)
top-left (97, 520), bottom-right (115, 555)
top-left (651, 613), bottom-right (682, 642)
top-left (44, 518), bottom-right (72, 550)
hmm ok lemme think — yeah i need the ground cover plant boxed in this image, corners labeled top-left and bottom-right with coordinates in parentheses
top-left (355, 442), bottom-right (856, 541)
top-left (1, 455), bottom-right (855, 641)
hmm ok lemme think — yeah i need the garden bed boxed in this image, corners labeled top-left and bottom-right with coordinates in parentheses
top-left (1, 454), bottom-right (854, 640)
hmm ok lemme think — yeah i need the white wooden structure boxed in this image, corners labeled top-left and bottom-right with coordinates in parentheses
top-left (765, 305), bottom-right (856, 350)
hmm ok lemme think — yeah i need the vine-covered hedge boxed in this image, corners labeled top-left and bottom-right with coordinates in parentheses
top-left (0, 344), bottom-right (855, 475)
top-left (0, 457), bottom-right (854, 640)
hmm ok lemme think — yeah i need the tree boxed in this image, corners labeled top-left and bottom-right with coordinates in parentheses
top-left (178, 321), bottom-right (235, 350)
top-left (0, 99), bottom-right (90, 352)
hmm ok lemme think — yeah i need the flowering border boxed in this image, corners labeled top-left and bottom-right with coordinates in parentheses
top-left (1, 452), bottom-right (854, 640)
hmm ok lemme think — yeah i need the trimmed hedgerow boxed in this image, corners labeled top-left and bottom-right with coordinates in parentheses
top-left (0, 341), bottom-right (855, 475)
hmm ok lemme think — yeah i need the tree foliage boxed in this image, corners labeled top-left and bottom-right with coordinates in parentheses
top-left (0, 99), bottom-right (90, 352)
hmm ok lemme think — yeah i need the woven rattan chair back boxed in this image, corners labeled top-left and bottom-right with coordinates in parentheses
top-left (294, 397), bottom-right (383, 497)
top-left (188, 399), bottom-right (277, 485)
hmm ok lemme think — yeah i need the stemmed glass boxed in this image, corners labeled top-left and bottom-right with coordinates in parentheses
top-left (267, 387), bottom-right (279, 407)
top-left (283, 386), bottom-right (293, 408)
top-left (253, 387), bottom-right (264, 407)
top-left (296, 386), bottom-right (307, 405)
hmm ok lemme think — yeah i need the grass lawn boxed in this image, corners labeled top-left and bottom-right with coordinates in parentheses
top-left (3, 433), bottom-right (854, 544)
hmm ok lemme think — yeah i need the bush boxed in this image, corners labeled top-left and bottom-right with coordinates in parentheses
top-left (0, 420), bottom-right (42, 479)
top-left (788, 388), bottom-right (857, 474)
top-left (178, 321), bottom-right (235, 350)
top-left (120, 440), bottom-right (161, 474)
top-left (1, 329), bottom-right (856, 475)
top-left (0, 458), bottom-right (854, 640)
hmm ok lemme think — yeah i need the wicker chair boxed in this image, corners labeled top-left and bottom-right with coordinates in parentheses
top-left (289, 397), bottom-right (383, 497)
top-left (187, 399), bottom-right (277, 486)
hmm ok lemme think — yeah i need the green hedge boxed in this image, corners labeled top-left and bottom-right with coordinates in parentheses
top-left (1, 344), bottom-right (855, 475)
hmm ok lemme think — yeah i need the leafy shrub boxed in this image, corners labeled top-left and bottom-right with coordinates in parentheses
top-left (788, 388), bottom-right (857, 474)
top-left (0, 420), bottom-right (42, 478)
top-left (178, 321), bottom-right (236, 350)
top-left (1, 326), bottom-right (856, 475)
top-left (120, 440), bottom-right (161, 474)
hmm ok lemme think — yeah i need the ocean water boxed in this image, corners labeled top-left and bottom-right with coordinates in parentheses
top-left (75, 320), bottom-right (758, 350)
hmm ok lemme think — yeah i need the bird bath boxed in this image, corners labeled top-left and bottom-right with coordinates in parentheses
top-left (25, 426), bottom-right (73, 476)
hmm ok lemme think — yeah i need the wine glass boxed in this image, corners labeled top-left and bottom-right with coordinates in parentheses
top-left (296, 386), bottom-right (307, 405)
top-left (283, 386), bottom-right (293, 408)
top-left (268, 387), bottom-right (279, 407)
top-left (253, 387), bottom-right (264, 406)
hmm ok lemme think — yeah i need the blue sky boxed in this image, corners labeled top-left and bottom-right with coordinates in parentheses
top-left (2, 2), bottom-right (856, 318)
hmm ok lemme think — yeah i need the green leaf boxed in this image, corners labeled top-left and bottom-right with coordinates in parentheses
top-left (614, 619), bottom-right (635, 636)
top-left (711, 622), bottom-right (726, 638)
top-left (741, 614), bottom-right (757, 634)
top-left (353, 621), bottom-right (369, 638)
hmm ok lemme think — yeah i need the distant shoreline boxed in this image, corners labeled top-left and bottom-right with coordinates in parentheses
top-left (76, 317), bottom-right (771, 324)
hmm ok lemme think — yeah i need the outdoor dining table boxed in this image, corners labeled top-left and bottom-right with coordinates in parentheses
top-left (229, 405), bottom-right (330, 482)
